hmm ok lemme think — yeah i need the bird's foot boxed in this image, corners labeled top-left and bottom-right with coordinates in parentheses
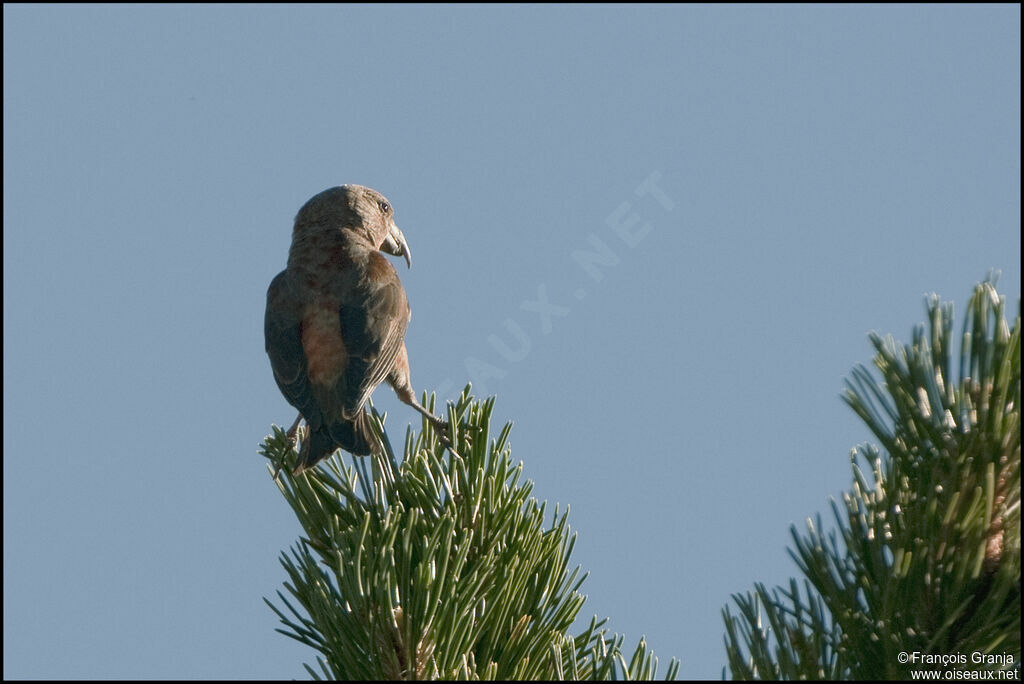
top-left (285, 414), bottom-right (304, 444)
top-left (420, 415), bottom-right (456, 452)
top-left (427, 417), bottom-right (481, 460)
top-left (427, 417), bottom-right (451, 443)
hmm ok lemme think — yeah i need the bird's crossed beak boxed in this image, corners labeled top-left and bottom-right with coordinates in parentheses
top-left (381, 222), bottom-right (412, 268)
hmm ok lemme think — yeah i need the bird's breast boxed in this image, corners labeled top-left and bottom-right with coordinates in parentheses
top-left (301, 298), bottom-right (348, 386)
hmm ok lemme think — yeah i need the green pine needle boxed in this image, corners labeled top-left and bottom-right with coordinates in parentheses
top-left (261, 385), bottom-right (678, 680)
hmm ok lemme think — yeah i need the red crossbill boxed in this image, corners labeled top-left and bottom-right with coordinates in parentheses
top-left (265, 185), bottom-right (446, 474)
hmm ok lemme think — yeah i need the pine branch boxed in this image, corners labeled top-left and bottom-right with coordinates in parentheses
top-left (260, 386), bottom-right (679, 680)
top-left (723, 277), bottom-right (1021, 679)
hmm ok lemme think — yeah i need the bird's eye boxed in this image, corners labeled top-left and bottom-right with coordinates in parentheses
top-left (378, 200), bottom-right (391, 214)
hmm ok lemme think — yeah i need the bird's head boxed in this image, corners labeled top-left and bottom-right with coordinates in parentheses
top-left (294, 185), bottom-right (411, 268)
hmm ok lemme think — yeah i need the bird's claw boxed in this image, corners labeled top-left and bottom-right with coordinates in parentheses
top-left (429, 418), bottom-right (451, 441)
top-left (422, 416), bottom-right (455, 450)
top-left (425, 417), bottom-right (478, 460)
top-left (285, 414), bottom-right (304, 444)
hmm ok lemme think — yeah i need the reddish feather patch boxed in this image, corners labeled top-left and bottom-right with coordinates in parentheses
top-left (366, 252), bottom-right (395, 284)
top-left (301, 301), bottom-right (348, 385)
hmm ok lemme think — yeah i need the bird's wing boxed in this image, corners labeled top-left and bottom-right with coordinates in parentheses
top-left (265, 270), bottom-right (323, 431)
top-left (337, 251), bottom-right (410, 415)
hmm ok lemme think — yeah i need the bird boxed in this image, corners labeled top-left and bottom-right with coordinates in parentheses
top-left (265, 185), bottom-right (448, 474)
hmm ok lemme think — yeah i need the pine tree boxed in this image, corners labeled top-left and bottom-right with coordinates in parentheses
top-left (722, 278), bottom-right (1021, 679)
top-left (260, 390), bottom-right (679, 680)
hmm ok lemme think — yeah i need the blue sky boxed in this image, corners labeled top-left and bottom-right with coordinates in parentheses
top-left (3, 4), bottom-right (1019, 679)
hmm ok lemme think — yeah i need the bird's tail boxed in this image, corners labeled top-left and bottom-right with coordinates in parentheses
top-left (292, 410), bottom-right (377, 475)
top-left (348, 410), bottom-right (378, 456)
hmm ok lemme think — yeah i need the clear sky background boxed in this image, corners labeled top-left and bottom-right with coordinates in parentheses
top-left (3, 4), bottom-right (1020, 680)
